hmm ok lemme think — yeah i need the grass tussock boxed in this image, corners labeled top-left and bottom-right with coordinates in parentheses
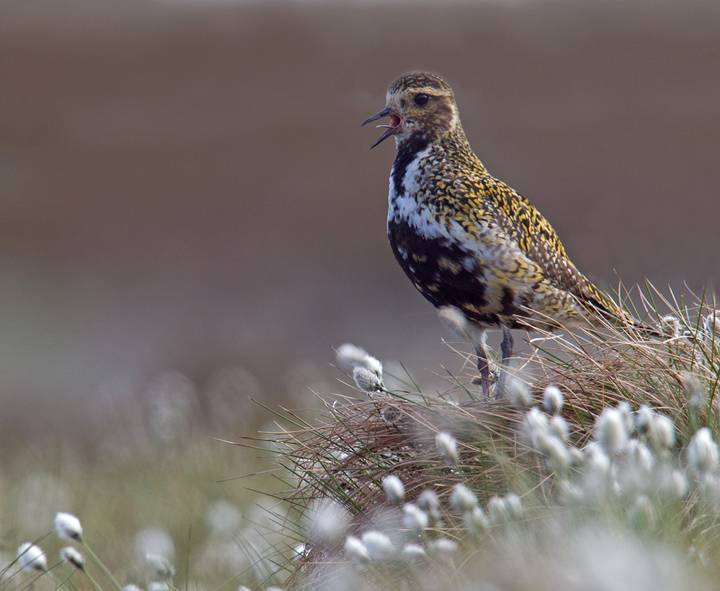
top-left (251, 286), bottom-right (720, 590)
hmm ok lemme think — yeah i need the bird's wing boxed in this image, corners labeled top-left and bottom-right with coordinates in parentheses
top-left (479, 177), bottom-right (631, 323)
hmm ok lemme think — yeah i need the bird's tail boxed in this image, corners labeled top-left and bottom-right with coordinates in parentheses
top-left (579, 288), bottom-right (662, 338)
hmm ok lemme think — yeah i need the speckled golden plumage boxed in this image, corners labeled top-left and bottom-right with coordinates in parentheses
top-left (363, 72), bottom-right (641, 396)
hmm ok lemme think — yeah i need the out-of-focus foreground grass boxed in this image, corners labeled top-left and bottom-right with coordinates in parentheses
top-left (0, 372), bottom-right (288, 591)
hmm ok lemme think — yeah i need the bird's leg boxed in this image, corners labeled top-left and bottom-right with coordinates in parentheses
top-left (496, 326), bottom-right (514, 399)
top-left (474, 343), bottom-right (491, 398)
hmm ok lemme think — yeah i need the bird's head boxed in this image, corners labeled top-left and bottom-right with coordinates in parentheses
top-left (362, 72), bottom-right (459, 149)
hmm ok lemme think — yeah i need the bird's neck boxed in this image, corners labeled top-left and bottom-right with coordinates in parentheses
top-left (391, 134), bottom-right (431, 198)
top-left (391, 127), bottom-right (486, 198)
top-left (441, 126), bottom-right (486, 170)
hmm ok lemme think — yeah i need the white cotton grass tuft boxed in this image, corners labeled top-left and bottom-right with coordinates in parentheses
top-left (60, 546), bottom-right (84, 570)
top-left (381, 406), bottom-right (402, 425)
top-left (360, 531), bottom-right (396, 561)
top-left (55, 512), bottom-right (83, 542)
top-left (435, 431), bottom-right (459, 465)
top-left (305, 498), bottom-right (351, 545)
top-left (687, 427), bottom-right (719, 477)
top-left (506, 377), bottom-right (533, 408)
top-left (344, 536), bottom-right (370, 565)
top-left (450, 483), bottom-right (478, 513)
top-left (352, 366), bottom-right (384, 393)
top-left (582, 444), bottom-right (614, 499)
top-left (418, 489), bottom-right (442, 526)
top-left (335, 343), bottom-right (370, 371)
top-left (569, 447), bottom-right (585, 467)
top-left (626, 439), bottom-right (654, 476)
top-left (658, 468), bottom-right (689, 500)
top-left (134, 527), bottom-right (175, 565)
top-left (17, 543), bottom-right (47, 573)
top-left (705, 311), bottom-right (720, 339)
top-left (382, 475), bottom-right (405, 504)
top-left (437, 305), bottom-right (469, 337)
top-left (558, 479), bottom-right (585, 504)
top-left (595, 407), bottom-right (628, 454)
top-left (427, 538), bottom-right (458, 562)
top-left (401, 543), bottom-right (427, 562)
top-left (650, 414), bottom-right (676, 450)
top-left (550, 415), bottom-right (570, 443)
top-left (464, 506), bottom-right (489, 536)
top-left (205, 500), bottom-right (242, 538)
top-left (526, 406), bottom-right (571, 472)
top-left (524, 407), bottom-right (550, 446)
top-left (660, 314), bottom-right (682, 339)
top-left (437, 306), bottom-right (484, 349)
top-left (123, 585), bottom-right (144, 591)
top-left (146, 371), bottom-right (196, 446)
top-left (535, 430), bottom-right (571, 473)
top-left (418, 489), bottom-right (440, 513)
top-left (361, 355), bottom-right (383, 380)
top-left (402, 503), bottom-right (429, 535)
top-left (504, 493), bottom-right (523, 519)
top-left (699, 474), bottom-right (720, 507)
top-left (616, 401), bottom-right (634, 435)
top-left (636, 405), bottom-right (655, 436)
top-left (682, 372), bottom-right (706, 417)
top-left (621, 441), bottom-right (654, 497)
top-left (542, 385), bottom-right (564, 416)
top-left (628, 494), bottom-right (656, 529)
top-left (487, 496), bottom-right (510, 524)
top-left (147, 583), bottom-right (171, 591)
top-left (336, 344), bottom-right (382, 375)
top-left (146, 553), bottom-right (175, 580)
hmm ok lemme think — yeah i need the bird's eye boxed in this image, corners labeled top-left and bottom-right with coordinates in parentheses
top-left (413, 93), bottom-right (429, 106)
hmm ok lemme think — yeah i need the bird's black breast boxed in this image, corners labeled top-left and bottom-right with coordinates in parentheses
top-left (388, 219), bottom-right (523, 328)
top-left (392, 136), bottom-right (429, 198)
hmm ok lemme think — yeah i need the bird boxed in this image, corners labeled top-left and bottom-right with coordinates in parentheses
top-left (362, 72), bottom-right (651, 398)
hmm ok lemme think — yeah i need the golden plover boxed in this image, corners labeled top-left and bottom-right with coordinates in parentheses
top-left (363, 72), bottom-right (649, 397)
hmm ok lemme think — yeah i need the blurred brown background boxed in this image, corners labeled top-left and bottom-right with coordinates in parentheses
top-left (1, 0), bottom-right (719, 445)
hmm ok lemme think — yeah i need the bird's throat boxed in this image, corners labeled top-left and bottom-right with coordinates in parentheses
top-left (391, 135), bottom-right (430, 198)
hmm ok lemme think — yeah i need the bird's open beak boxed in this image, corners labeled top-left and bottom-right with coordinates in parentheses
top-left (362, 107), bottom-right (401, 149)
